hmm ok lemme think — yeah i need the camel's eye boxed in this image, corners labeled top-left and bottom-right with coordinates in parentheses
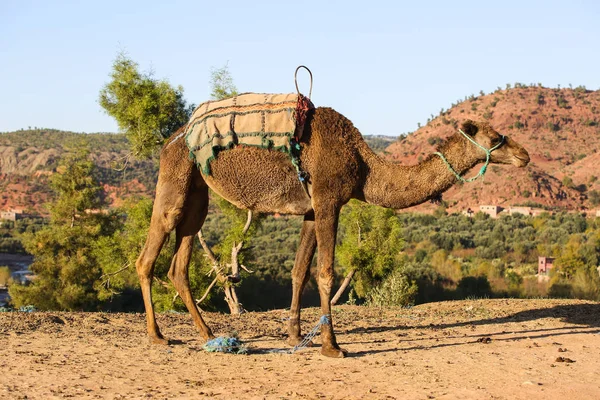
top-left (490, 136), bottom-right (505, 148)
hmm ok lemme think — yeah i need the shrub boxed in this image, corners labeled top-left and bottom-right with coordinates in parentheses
top-left (546, 121), bottom-right (560, 131)
top-left (589, 190), bottom-right (600, 206)
top-left (548, 282), bottom-right (573, 298)
top-left (366, 269), bottom-right (418, 307)
top-left (427, 136), bottom-right (444, 146)
top-left (535, 92), bottom-right (545, 105)
top-left (556, 95), bottom-right (569, 109)
top-left (0, 266), bottom-right (11, 287)
top-left (456, 276), bottom-right (492, 299)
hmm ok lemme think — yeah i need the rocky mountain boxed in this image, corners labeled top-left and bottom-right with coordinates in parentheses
top-left (383, 85), bottom-right (600, 213)
top-left (0, 130), bottom-right (157, 214)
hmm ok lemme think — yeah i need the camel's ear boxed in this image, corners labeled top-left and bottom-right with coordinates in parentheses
top-left (461, 120), bottom-right (478, 136)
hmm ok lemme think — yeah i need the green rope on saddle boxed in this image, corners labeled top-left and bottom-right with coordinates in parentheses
top-left (433, 129), bottom-right (505, 183)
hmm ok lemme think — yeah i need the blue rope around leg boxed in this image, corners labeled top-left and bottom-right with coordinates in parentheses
top-left (290, 314), bottom-right (330, 353)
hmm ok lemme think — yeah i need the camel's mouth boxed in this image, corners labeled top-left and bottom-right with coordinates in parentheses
top-left (513, 153), bottom-right (530, 167)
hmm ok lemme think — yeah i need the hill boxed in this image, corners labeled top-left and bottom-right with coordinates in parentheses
top-left (384, 85), bottom-right (600, 213)
top-left (0, 129), bottom-right (157, 214)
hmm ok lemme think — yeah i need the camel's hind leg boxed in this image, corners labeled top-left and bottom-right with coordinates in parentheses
top-left (135, 135), bottom-right (194, 344)
top-left (167, 182), bottom-right (214, 340)
top-left (287, 212), bottom-right (317, 345)
top-left (135, 196), bottom-right (185, 344)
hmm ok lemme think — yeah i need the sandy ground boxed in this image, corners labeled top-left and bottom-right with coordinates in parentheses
top-left (1, 299), bottom-right (600, 399)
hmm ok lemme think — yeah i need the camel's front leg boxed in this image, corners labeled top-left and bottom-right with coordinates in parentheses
top-left (314, 204), bottom-right (346, 358)
top-left (287, 212), bottom-right (317, 346)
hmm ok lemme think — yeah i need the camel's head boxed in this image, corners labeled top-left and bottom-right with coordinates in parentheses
top-left (460, 120), bottom-right (530, 167)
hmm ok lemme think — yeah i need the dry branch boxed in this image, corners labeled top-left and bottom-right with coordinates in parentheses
top-left (195, 210), bottom-right (254, 314)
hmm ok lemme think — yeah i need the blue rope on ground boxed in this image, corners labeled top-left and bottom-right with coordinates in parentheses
top-left (203, 336), bottom-right (248, 354)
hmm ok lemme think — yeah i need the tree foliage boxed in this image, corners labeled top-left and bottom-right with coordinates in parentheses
top-left (210, 63), bottom-right (238, 100)
top-left (336, 200), bottom-right (405, 300)
top-left (99, 53), bottom-right (193, 157)
top-left (9, 150), bottom-right (118, 310)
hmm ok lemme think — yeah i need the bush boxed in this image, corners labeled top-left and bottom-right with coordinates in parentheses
top-left (589, 190), bottom-right (600, 206)
top-left (366, 269), bottom-right (418, 307)
top-left (0, 266), bottom-right (11, 287)
top-left (556, 96), bottom-right (569, 109)
top-left (456, 276), bottom-right (492, 299)
top-left (548, 282), bottom-right (573, 298)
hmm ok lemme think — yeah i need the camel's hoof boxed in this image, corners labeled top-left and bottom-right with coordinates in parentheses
top-left (287, 336), bottom-right (313, 347)
top-left (321, 346), bottom-right (347, 358)
top-left (149, 335), bottom-right (169, 345)
top-left (204, 334), bottom-right (216, 342)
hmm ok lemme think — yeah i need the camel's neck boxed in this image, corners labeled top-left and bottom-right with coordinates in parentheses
top-left (358, 138), bottom-right (480, 209)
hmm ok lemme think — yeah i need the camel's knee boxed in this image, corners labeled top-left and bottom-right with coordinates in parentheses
top-left (159, 207), bottom-right (185, 232)
top-left (135, 260), bottom-right (153, 283)
top-left (167, 266), bottom-right (189, 291)
top-left (318, 271), bottom-right (335, 292)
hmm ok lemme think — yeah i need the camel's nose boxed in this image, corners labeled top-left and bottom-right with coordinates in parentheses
top-left (514, 149), bottom-right (530, 167)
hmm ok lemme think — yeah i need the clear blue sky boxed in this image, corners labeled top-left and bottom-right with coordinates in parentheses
top-left (1, 0), bottom-right (599, 136)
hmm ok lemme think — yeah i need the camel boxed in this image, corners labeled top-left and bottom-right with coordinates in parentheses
top-left (135, 107), bottom-right (530, 358)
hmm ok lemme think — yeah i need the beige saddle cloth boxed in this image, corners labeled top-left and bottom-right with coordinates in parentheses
top-left (185, 93), bottom-right (312, 175)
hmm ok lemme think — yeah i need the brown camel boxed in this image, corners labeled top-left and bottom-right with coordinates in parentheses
top-left (135, 108), bottom-right (530, 358)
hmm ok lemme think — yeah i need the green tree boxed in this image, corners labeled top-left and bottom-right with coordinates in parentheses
top-left (99, 53), bottom-right (193, 157)
top-left (555, 235), bottom-right (586, 278)
top-left (589, 190), bottom-right (600, 207)
top-left (0, 266), bottom-right (11, 287)
top-left (562, 176), bottom-right (574, 189)
top-left (210, 63), bottom-right (238, 100)
top-left (9, 150), bottom-right (116, 310)
top-left (93, 198), bottom-right (155, 304)
top-left (333, 200), bottom-right (405, 304)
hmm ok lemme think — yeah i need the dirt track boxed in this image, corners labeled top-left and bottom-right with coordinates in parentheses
top-left (1, 299), bottom-right (600, 399)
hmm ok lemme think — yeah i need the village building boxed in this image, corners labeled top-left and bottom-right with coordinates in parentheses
top-left (508, 206), bottom-right (546, 217)
top-left (479, 205), bottom-right (503, 218)
top-left (1, 209), bottom-right (23, 222)
top-left (0, 209), bottom-right (34, 222)
top-left (538, 256), bottom-right (555, 275)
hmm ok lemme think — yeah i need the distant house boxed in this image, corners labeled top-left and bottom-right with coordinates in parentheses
top-left (1, 210), bottom-right (22, 221)
top-left (0, 209), bottom-right (33, 221)
top-left (509, 206), bottom-right (546, 217)
top-left (479, 205), bottom-right (503, 218)
top-left (538, 256), bottom-right (555, 275)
